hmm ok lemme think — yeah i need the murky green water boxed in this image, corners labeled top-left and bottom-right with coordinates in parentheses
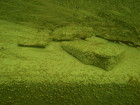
top-left (0, 0), bottom-right (140, 104)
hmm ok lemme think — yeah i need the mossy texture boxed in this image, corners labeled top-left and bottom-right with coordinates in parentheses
top-left (62, 40), bottom-right (125, 70)
top-left (0, 19), bottom-right (139, 103)
top-left (0, 0), bottom-right (140, 104)
top-left (0, 0), bottom-right (140, 46)
top-left (18, 31), bottom-right (50, 48)
top-left (0, 83), bottom-right (140, 105)
top-left (51, 25), bottom-right (94, 41)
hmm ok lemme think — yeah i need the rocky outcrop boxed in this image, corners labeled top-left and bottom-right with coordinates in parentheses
top-left (92, 13), bottom-right (140, 47)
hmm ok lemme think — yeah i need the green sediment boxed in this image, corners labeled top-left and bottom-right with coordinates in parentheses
top-left (0, 0), bottom-right (140, 104)
top-left (0, 83), bottom-right (140, 105)
top-left (0, 20), bottom-right (140, 104)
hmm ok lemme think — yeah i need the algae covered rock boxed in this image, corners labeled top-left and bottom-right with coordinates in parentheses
top-left (62, 38), bottom-right (125, 71)
top-left (51, 25), bottom-right (94, 41)
top-left (18, 39), bottom-right (47, 48)
top-left (94, 26), bottom-right (140, 47)
top-left (91, 10), bottom-right (140, 47)
top-left (18, 30), bottom-right (51, 48)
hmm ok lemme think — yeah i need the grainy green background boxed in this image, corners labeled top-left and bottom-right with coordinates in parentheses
top-left (0, 0), bottom-right (140, 105)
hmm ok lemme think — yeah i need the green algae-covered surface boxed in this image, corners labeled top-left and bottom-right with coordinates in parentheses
top-left (0, 20), bottom-right (140, 105)
top-left (0, 0), bottom-right (140, 104)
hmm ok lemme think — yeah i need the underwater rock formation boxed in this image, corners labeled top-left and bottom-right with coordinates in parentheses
top-left (0, 0), bottom-right (140, 104)
top-left (51, 25), bottom-right (94, 41)
top-left (18, 39), bottom-right (47, 48)
top-left (0, 0), bottom-right (140, 47)
top-left (18, 31), bottom-right (51, 48)
top-left (62, 38), bottom-right (125, 70)
top-left (91, 10), bottom-right (140, 47)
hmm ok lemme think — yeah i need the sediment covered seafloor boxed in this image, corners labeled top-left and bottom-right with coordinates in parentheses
top-left (0, 0), bottom-right (140, 105)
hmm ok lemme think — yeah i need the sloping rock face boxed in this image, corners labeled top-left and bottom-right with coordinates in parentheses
top-left (53, 0), bottom-right (140, 47)
top-left (0, 0), bottom-right (140, 46)
top-left (92, 14), bottom-right (140, 47)
top-left (62, 38), bottom-right (125, 70)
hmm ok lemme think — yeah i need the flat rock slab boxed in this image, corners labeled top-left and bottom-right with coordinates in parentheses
top-left (18, 32), bottom-right (50, 48)
top-left (51, 25), bottom-right (94, 41)
top-left (18, 39), bottom-right (47, 48)
top-left (62, 39), bottom-right (125, 71)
